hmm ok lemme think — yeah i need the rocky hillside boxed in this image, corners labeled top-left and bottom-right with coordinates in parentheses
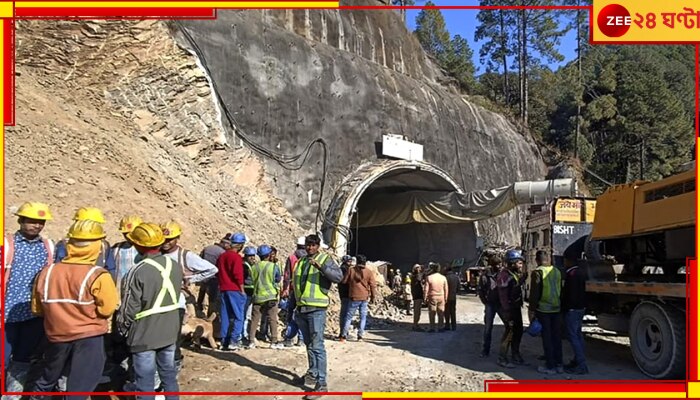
top-left (7, 20), bottom-right (305, 255)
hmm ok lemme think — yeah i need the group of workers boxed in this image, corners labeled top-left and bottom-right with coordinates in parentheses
top-left (2, 201), bottom-right (350, 400)
top-left (3, 200), bottom-right (591, 400)
top-left (476, 249), bottom-right (589, 375)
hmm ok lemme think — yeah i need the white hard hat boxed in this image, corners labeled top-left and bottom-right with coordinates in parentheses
top-left (297, 236), bottom-right (306, 246)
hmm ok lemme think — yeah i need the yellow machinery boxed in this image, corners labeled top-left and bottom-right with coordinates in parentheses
top-left (583, 167), bottom-right (694, 380)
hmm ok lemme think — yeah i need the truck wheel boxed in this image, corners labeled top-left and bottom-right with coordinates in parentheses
top-left (629, 302), bottom-right (685, 379)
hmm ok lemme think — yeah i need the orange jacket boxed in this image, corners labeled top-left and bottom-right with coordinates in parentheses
top-left (32, 262), bottom-right (117, 343)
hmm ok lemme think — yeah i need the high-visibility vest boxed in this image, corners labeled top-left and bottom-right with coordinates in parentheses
top-left (252, 261), bottom-right (279, 304)
top-left (293, 253), bottom-right (330, 308)
top-left (134, 257), bottom-right (179, 320)
top-left (536, 265), bottom-right (562, 313)
top-left (243, 261), bottom-right (254, 290)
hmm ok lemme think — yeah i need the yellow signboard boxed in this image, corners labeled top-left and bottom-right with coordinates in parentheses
top-left (554, 199), bottom-right (584, 223)
top-left (591, 0), bottom-right (700, 43)
top-left (585, 200), bottom-right (597, 222)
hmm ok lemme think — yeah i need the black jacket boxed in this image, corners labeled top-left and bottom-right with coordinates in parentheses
top-left (562, 265), bottom-right (586, 310)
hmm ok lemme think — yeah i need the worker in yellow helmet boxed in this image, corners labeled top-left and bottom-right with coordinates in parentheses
top-left (159, 220), bottom-right (217, 370)
top-left (105, 215), bottom-right (143, 388)
top-left (53, 207), bottom-right (116, 278)
top-left (3, 202), bottom-right (55, 394)
top-left (30, 220), bottom-right (118, 395)
top-left (111, 215), bottom-right (144, 289)
top-left (116, 223), bottom-right (183, 395)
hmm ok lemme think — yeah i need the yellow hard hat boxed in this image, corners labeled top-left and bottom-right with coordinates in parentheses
top-left (67, 220), bottom-right (106, 240)
top-left (127, 223), bottom-right (165, 248)
top-left (119, 215), bottom-right (143, 234)
top-left (73, 207), bottom-right (106, 224)
top-left (15, 202), bottom-right (53, 220)
top-left (160, 220), bottom-right (183, 239)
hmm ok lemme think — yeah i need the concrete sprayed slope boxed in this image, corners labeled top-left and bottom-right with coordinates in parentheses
top-left (175, 6), bottom-right (546, 243)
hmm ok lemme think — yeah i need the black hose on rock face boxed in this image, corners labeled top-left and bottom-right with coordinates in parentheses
top-left (172, 21), bottom-right (330, 232)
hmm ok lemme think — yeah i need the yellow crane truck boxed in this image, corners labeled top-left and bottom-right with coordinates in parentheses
top-left (522, 167), bottom-right (694, 379)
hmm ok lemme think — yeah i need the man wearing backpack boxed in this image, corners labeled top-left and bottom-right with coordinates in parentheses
top-left (478, 254), bottom-right (502, 358)
top-left (3, 202), bottom-right (55, 396)
top-left (160, 221), bottom-right (218, 368)
top-left (117, 223), bottom-right (183, 398)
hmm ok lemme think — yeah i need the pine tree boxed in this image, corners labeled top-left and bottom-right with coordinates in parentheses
top-left (443, 35), bottom-right (476, 92)
top-left (475, 0), bottom-right (516, 104)
top-left (414, 1), bottom-right (451, 60)
top-left (513, 0), bottom-right (567, 126)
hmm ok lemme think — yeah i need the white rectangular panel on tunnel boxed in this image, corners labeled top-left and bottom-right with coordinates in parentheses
top-left (381, 134), bottom-right (424, 162)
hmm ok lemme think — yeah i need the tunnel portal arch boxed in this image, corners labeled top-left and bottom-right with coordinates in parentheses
top-left (322, 160), bottom-right (477, 269)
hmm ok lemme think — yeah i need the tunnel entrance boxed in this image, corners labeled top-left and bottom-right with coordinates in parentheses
top-left (323, 161), bottom-right (479, 273)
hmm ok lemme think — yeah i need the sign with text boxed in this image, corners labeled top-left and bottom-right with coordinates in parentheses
top-left (592, 0), bottom-right (700, 43)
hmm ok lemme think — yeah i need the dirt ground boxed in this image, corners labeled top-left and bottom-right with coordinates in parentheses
top-left (178, 293), bottom-right (646, 398)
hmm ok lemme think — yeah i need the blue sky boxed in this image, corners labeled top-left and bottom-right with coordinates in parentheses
top-left (404, 0), bottom-right (579, 75)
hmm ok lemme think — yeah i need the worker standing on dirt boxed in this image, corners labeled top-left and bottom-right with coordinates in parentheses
top-left (423, 263), bottom-right (448, 333)
top-left (478, 254), bottom-right (502, 358)
top-left (258, 246), bottom-right (281, 342)
top-left (529, 250), bottom-right (563, 375)
top-left (339, 255), bottom-right (377, 342)
top-left (292, 234), bottom-right (343, 399)
top-left (497, 250), bottom-right (526, 368)
top-left (410, 264), bottom-right (424, 331)
top-left (443, 265), bottom-right (460, 331)
top-left (105, 215), bottom-right (143, 390)
top-left (160, 221), bottom-right (218, 369)
top-left (53, 207), bottom-right (116, 277)
top-left (561, 250), bottom-right (589, 375)
top-left (401, 276), bottom-right (413, 316)
top-left (393, 270), bottom-right (403, 293)
top-left (3, 202), bottom-right (55, 396)
top-left (198, 234), bottom-right (231, 338)
top-left (281, 237), bottom-right (306, 347)
top-left (112, 215), bottom-right (144, 290)
top-left (31, 220), bottom-right (118, 397)
top-left (337, 255), bottom-right (352, 340)
top-left (216, 233), bottom-right (247, 351)
top-left (242, 246), bottom-right (257, 343)
top-left (247, 245), bottom-right (284, 349)
top-left (117, 223), bottom-right (183, 398)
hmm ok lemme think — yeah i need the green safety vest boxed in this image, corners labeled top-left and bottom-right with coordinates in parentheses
top-left (293, 253), bottom-right (330, 308)
top-left (536, 265), bottom-right (562, 313)
top-left (243, 261), bottom-right (254, 290)
top-left (252, 261), bottom-right (280, 304)
top-left (134, 257), bottom-right (180, 320)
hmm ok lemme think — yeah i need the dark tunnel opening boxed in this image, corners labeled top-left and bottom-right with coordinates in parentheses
top-left (346, 168), bottom-right (478, 274)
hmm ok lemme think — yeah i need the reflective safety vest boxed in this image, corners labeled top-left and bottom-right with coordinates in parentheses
top-left (293, 253), bottom-right (330, 308)
top-left (252, 261), bottom-right (279, 304)
top-left (134, 257), bottom-right (179, 320)
top-left (243, 261), bottom-right (254, 291)
top-left (536, 265), bottom-right (562, 313)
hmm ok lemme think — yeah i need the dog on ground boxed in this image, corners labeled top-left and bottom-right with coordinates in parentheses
top-left (181, 312), bottom-right (217, 350)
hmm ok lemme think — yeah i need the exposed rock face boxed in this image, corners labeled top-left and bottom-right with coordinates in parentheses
top-left (8, 20), bottom-right (304, 255)
top-left (173, 4), bottom-right (547, 244)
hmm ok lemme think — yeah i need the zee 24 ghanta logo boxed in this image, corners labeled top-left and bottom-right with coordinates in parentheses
top-left (597, 3), bottom-right (700, 38)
